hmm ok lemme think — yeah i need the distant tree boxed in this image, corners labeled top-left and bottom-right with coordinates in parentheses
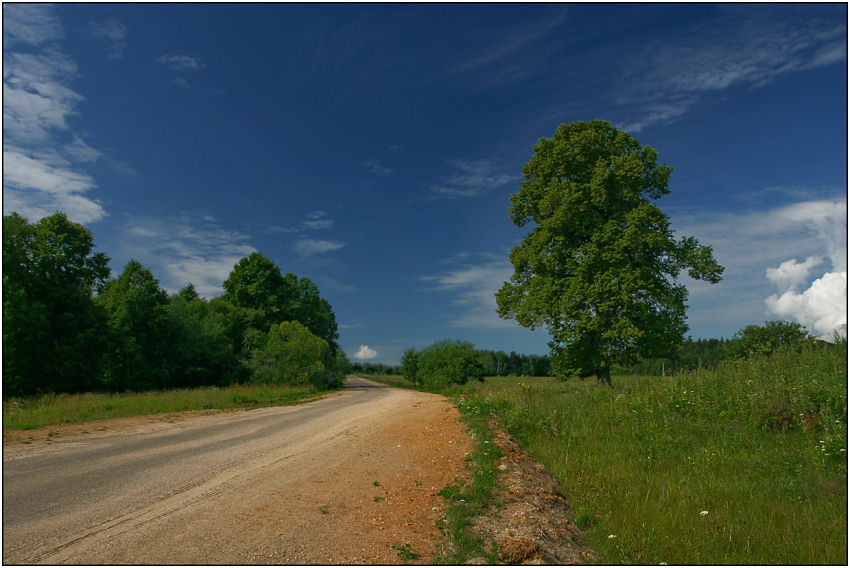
top-left (496, 121), bottom-right (724, 387)
top-left (97, 260), bottom-right (174, 391)
top-left (726, 321), bottom-right (813, 360)
top-left (3, 212), bottom-right (111, 395)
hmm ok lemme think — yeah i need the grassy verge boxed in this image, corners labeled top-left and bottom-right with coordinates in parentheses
top-left (3, 383), bottom-right (334, 431)
top-left (433, 393), bottom-right (503, 564)
top-left (448, 343), bottom-right (846, 564)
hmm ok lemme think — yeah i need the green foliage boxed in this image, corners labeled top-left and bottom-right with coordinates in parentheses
top-left (3, 214), bottom-right (344, 398)
top-left (726, 320), bottom-right (814, 360)
top-left (3, 383), bottom-right (321, 431)
top-left (407, 340), bottom-right (485, 390)
top-left (451, 343), bottom-right (847, 564)
top-left (3, 212), bottom-right (111, 396)
top-left (96, 260), bottom-right (175, 391)
top-left (477, 349), bottom-right (551, 376)
top-left (248, 321), bottom-right (329, 387)
top-left (166, 294), bottom-right (245, 387)
top-left (496, 121), bottom-right (723, 386)
top-left (400, 348), bottom-right (420, 384)
top-left (221, 252), bottom-right (339, 351)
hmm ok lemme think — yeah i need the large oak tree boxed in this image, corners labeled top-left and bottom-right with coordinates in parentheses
top-left (496, 121), bottom-right (723, 387)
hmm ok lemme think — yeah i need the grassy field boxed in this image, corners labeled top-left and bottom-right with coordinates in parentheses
top-left (440, 343), bottom-right (846, 564)
top-left (3, 383), bottom-right (330, 431)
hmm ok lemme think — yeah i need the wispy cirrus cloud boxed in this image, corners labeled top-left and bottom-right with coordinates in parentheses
top-left (89, 19), bottom-right (127, 59)
top-left (442, 10), bottom-right (567, 87)
top-left (421, 254), bottom-right (517, 330)
top-left (118, 214), bottom-right (256, 298)
top-left (618, 9), bottom-right (846, 131)
top-left (363, 160), bottom-right (393, 176)
top-left (2, 4), bottom-right (105, 224)
top-left (294, 238), bottom-right (345, 257)
top-left (156, 54), bottom-right (205, 87)
top-left (428, 159), bottom-right (514, 199)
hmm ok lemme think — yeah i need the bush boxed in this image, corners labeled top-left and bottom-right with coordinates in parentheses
top-left (247, 321), bottom-right (329, 387)
top-left (409, 340), bottom-right (484, 390)
top-left (726, 320), bottom-right (813, 360)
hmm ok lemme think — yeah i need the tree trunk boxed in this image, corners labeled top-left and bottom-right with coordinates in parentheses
top-left (596, 366), bottom-right (612, 388)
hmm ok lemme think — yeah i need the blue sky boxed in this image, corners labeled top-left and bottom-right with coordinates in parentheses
top-left (4, 3), bottom-right (847, 364)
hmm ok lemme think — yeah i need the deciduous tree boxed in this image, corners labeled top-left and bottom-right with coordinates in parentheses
top-left (496, 121), bottom-right (723, 387)
top-left (3, 212), bottom-right (111, 395)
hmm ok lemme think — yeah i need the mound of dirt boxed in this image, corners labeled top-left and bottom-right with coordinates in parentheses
top-left (465, 415), bottom-right (595, 565)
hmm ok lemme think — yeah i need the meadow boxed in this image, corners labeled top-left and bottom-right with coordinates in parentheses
top-left (3, 383), bottom-right (327, 431)
top-left (445, 342), bottom-right (847, 564)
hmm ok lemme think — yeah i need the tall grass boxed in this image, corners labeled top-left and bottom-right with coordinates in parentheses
top-left (3, 383), bottom-right (327, 431)
top-left (454, 343), bottom-right (847, 564)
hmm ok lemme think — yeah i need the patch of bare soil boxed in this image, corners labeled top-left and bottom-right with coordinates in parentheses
top-left (464, 416), bottom-right (595, 565)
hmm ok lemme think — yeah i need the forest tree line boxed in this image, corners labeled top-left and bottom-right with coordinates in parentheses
top-left (3, 212), bottom-right (347, 397)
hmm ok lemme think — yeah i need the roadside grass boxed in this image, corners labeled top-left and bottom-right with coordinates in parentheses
top-left (433, 392), bottom-right (502, 564)
top-left (3, 383), bottom-right (331, 431)
top-left (450, 342), bottom-right (847, 564)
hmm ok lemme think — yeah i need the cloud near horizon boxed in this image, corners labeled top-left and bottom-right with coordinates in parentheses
top-left (353, 345), bottom-right (378, 360)
top-left (762, 199), bottom-right (847, 339)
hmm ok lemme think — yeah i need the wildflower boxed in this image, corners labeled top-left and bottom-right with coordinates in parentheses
top-left (608, 534), bottom-right (617, 539)
top-left (700, 510), bottom-right (709, 516)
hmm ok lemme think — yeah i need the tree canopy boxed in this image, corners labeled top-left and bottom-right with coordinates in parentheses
top-left (496, 120), bottom-right (724, 386)
top-left (3, 212), bottom-right (111, 395)
top-left (3, 213), bottom-right (346, 397)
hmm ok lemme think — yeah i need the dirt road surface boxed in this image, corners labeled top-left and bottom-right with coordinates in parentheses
top-left (2, 377), bottom-right (472, 564)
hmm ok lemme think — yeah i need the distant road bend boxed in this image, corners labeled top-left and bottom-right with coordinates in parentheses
top-left (3, 376), bottom-right (471, 564)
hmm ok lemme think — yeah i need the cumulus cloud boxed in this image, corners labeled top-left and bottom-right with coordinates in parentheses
top-left (765, 256), bottom-right (825, 293)
top-left (762, 200), bottom-right (847, 340)
top-left (2, 4), bottom-right (105, 224)
top-left (766, 271), bottom-right (847, 340)
top-left (353, 345), bottom-right (378, 360)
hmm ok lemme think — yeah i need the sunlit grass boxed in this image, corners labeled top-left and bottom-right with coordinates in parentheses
top-left (3, 383), bottom-right (328, 431)
top-left (452, 343), bottom-right (847, 564)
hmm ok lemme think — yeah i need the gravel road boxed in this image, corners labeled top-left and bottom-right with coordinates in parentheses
top-left (2, 376), bottom-right (472, 564)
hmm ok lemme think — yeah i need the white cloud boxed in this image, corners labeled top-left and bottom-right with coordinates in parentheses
top-left (89, 19), bottom-right (127, 59)
top-left (2, 4), bottom-right (63, 47)
top-left (765, 257), bottom-right (824, 293)
top-left (302, 210), bottom-right (334, 230)
top-left (118, 215), bottom-right (256, 298)
top-left (761, 199), bottom-right (847, 340)
top-left (421, 258), bottom-right (518, 330)
top-left (353, 345), bottom-right (378, 360)
top-left (619, 11), bottom-right (846, 131)
top-left (294, 238), bottom-right (344, 257)
top-left (429, 159), bottom-right (514, 199)
top-left (670, 196), bottom-right (846, 338)
top-left (2, 4), bottom-right (105, 224)
top-left (766, 271), bottom-right (847, 340)
top-left (156, 54), bottom-right (205, 71)
top-left (363, 160), bottom-right (393, 176)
